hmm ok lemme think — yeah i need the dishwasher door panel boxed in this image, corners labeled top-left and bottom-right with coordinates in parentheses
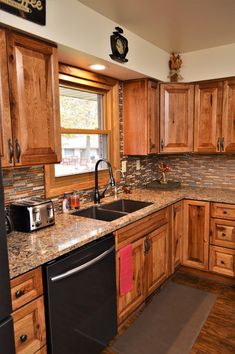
top-left (44, 235), bottom-right (117, 354)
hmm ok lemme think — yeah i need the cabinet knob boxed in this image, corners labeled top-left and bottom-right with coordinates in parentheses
top-left (15, 289), bottom-right (24, 298)
top-left (223, 210), bottom-right (228, 214)
top-left (220, 260), bottom-right (225, 265)
top-left (160, 139), bottom-right (164, 151)
top-left (20, 334), bottom-right (28, 343)
top-left (222, 233), bottom-right (226, 237)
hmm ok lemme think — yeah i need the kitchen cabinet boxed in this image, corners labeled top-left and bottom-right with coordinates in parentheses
top-left (221, 78), bottom-right (235, 152)
top-left (160, 83), bottom-right (194, 153)
top-left (183, 200), bottom-right (210, 270)
top-left (0, 28), bottom-right (61, 167)
top-left (10, 267), bottom-right (46, 354)
top-left (194, 81), bottom-right (223, 153)
top-left (210, 202), bottom-right (235, 277)
top-left (116, 208), bottom-right (169, 325)
top-left (146, 223), bottom-right (169, 296)
top-left (123, 79), bottom-right (159, 155)
top-left (116, 238), bottom-right (145, 324)
top-left (171, 201), bottom-right (183, 272)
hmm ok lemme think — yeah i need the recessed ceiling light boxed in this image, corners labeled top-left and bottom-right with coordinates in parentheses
top-left (89, 64), bottom-right (106, 71)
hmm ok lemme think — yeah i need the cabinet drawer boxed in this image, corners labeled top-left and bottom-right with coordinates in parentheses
top-left (210, 246), bottom-right (235, 277)
top-left (211, 203), bottom-right (235, 220)
top-left (116, 208), bottom-right (169, 249)
top-left (11, 268), bottom-right (43, 311)
top-left (13, 296), bottom-right (46, 354)
top-left (210, 218), bottom-right (235, 249)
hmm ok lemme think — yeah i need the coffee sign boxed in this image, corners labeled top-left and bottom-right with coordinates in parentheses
top-left (0, 0), bottom-right (46, 25)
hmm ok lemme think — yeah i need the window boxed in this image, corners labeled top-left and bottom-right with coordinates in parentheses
top-left (45, 65), bottom-right (120, 197)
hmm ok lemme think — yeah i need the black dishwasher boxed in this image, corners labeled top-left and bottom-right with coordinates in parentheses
top-left (44, 234), bottom-right (117, 354)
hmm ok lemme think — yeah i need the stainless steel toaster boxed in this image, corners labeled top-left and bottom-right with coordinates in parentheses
top-left (10, 197), bottom-right (55, 232)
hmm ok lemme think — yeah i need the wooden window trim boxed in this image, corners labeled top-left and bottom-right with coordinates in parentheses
top-left (45, 64), bottom-right (120, 198)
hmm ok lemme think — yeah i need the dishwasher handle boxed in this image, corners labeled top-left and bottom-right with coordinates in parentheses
top-left (50, 245), bottom-right (115, 282)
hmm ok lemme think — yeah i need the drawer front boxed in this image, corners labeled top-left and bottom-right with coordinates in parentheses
top-left (11, 268), bottom-right (43, 311)
top-left (13, 296), bottom-right (46, 354)
top-left (211, 218), bottom-right (235, 249)
top-left (211, 203), bottom-right (235, 220)
top-left (116, 208), bottom-right (169, 249)
top-left (210, 246), bottom-right (235, 277)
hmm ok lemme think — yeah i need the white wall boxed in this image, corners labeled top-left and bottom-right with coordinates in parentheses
top-left (181, 44), bottom-right (235, 82)
top-left (0, 0), bottom-right (169, 81)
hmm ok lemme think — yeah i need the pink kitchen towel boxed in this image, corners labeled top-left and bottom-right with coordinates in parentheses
top-left (119, 244), bottom-right (133, 296)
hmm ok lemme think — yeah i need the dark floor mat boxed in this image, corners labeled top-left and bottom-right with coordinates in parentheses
top-left (111, 281), bottom-right (217, 354)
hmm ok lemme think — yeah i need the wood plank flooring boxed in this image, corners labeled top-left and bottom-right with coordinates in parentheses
top-left (103, 270), bottom-right (235, 354)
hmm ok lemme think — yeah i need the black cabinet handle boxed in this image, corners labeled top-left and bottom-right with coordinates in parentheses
top-left (15, 139), bottom-right (21, 163)
top-left (160, 139), bottom-right (164, 151)
top-left (220, 137), bottom-right (225, 152)
top-left (222, 233), bottom-right (226, 237)
top-left (217, 137), bottom-right (220, 151)
top-left (223, 210), bottom-right (228, 214)
top-left (15, 289), bottom-right (24, 298)
top-left (20, 334), bottom-right (27, 343)
top-left (220, 260), bottom-right (225, 265)
top-left (8, 139), bottom-right (14, 164)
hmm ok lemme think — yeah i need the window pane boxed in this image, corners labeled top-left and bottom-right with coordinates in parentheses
top-left (59, 86), bottom-right (103, 129)
top-left (55, 134), bottom-right (108, 177)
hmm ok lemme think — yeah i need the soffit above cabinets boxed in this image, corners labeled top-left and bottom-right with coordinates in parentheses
top-left (78, 0), bottom-right (235, 53)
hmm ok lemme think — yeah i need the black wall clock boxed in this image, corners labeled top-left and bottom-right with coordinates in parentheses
top-left (110, 27), bottom-right (128, 63)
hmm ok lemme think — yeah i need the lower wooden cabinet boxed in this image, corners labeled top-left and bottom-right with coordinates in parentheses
top-left (116, 238), bottom-right (145, 324)
top-left (11, 267), bottom-right (46, 354)
top-left (210, 246), bottom-right (235, 277)
top-left (146, 223), bottom-right (169, 296)
top-left (183, 200), bottom-right (210, 270)
top-left (13, 296), bottom-right (46, 354)
top-left (116, 208), bottom-right (170, 325)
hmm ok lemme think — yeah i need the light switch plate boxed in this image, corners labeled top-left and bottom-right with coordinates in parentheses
top-left (122, 160), bottom-right (127, 173)
top-left (136, 160), bottom-right (141, 170)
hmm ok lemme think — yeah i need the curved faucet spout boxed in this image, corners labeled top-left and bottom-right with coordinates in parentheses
top-left (94, 159), bottom-right (115, 204)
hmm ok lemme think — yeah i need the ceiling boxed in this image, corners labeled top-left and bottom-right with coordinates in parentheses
top-left (78, 0), bottom-right (235, 53)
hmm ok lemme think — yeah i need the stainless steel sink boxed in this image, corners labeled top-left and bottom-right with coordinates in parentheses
top-left (72, 206), bottom-right (128, 221)
top-left (72, 199), bottom-right (153, 222)
top-left (101, 199), bottom-right (153, 213)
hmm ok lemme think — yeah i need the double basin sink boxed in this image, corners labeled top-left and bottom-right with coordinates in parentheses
top-left (72, 199), bottom-right (153, 222)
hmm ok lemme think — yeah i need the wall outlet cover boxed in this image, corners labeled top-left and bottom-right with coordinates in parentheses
top-left (122, 160), bottom-right (127, 173)
top-left (136, 160), bottom-right (141, 170)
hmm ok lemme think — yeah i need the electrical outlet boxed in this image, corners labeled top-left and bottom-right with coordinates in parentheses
top-left (121, 160), bottom-right (127, 173)
top-left (136, 160), bottom-right (141, 170)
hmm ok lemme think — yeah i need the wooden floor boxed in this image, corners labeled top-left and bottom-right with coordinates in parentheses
top-left (103, 270), bottom-right (235, 354)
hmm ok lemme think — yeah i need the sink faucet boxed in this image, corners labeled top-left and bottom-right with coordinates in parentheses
top-left (114, 169), bottom-right (125, 199)
top-left (94, 159), bottom-right (115, 204)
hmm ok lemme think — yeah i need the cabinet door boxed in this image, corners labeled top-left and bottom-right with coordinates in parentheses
top-left (183, 200), bottom-right (209, 270)
top-left (172, 201), bottom-right (183, 272)
top-left (147, 80), bottom-right (159, 154)
top-left (0, 29), bottom-right (13, 167)
top-left (7, 31), bottom-right (61, 166)
top-left (117, 238), bottom-right (145, 324)
top-left (222, 79), bottom-right (235, 152)
top-left (123, 79), bottom-right (158, 155)
top-left (194, 81), bottom-right (223, 152)
top-left (146, 223), bottom-right (169, 296)
top-left (160, 83), bottom-right (194, 153)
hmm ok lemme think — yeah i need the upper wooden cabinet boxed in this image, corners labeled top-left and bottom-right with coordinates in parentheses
top-left (160, 83), bottom-right (194, 153)
top-left (221, 79), bottom-right (235, 152)
top-left (0, 28), bottom-right (61, 167)
top-left (194, 81), bottom-right (223, 153)
top-left (123, 79), bottom-right (159, 155)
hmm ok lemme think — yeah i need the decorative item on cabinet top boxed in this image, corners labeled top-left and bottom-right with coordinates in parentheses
top-left (168, 53), bottom-right (183, 82)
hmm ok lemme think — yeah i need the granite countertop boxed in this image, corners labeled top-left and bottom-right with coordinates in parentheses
top-left (7, 186), bottom-right (235, 279)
